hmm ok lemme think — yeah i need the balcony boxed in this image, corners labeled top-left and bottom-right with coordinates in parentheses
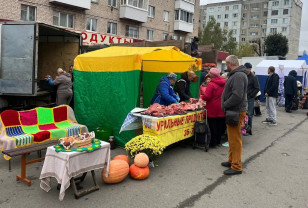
top-left (120, 0), bottom-right (148, 23)
top-left (174, 20), bottom-right (193, 33)
top-left (175, 0), bottom-right (195, 13)
top-left (49, 0), bottom-right (91, 10)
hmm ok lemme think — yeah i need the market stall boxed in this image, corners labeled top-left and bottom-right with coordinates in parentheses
top-left (73, 46), bottom-right (201, 147)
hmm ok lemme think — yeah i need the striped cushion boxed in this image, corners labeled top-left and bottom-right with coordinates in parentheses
top-left (6, 126), bottom-right (24, 137)
top-left (13, 134), bottom-right (33, 146)
top-left (66, 125), bottom-right (81, 136)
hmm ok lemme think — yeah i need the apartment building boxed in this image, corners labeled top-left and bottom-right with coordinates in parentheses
top-left (0, 0), bottom-right (200, 46)
top-left (200, 0), bottom-right (303, 59)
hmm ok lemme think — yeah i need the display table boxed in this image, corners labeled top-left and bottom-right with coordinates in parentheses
top-left (121, 110), bottom-right (206, 147)
top-left (40, 141), bottom-right (110, 201)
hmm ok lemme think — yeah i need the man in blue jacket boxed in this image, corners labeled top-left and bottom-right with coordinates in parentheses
top-left (262, 66), bottom-right (279, 126)
top-left (284, 70), bottom-right (298, 113)
top-left (150, 73), bottom-right (180, 106)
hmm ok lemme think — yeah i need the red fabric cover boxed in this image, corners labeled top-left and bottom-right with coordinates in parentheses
top-left (201, 76), bottom-right (226, 118)
top-left (39, 123), bottom-right (58, 130)
top-left (53, 106), bottom-right (68, 122)
top-left (19, 110), bottom-right (38, 126)
top-left (0, 110), bottom-right (21, 127)
top-left (32, 131), bottom-right (50, 142)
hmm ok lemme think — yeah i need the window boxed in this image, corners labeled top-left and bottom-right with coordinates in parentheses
top-left (284, 0), bottom-right (289, 5)
top-left (282, 27), bottom-right (287, 32)
top-left (225, 14), bottom-right (229, 19)
top-left (264, 3), bottom-right (268, 8)
top-left (263, 20), bottom-right (267, 24)
top-left (218, 7), bottom-right (221, 11)
top-left (209, 15), bottom-right (214, 20)
top-left (147, 30), bottom-right (153, 41)
top-left (252, 7), bottom-right (260, 11)
top-left (233, 29), bottom-right (237, 35)
top-left (125, 25), bottom-right (139, 38)
top-left (217, 15), bottom-right (221, 19)
top-left (271, 19), bottom-right (278, 24)
top-left (233, 5), bottom-right (238, 10)
top-left (271, 10), bottom-right (278, 16)
top-left (86, 18), bottom-right (97, 32)
top-left (162, 33), bottom-right (168, 40)
top-left (163, 11), bottom-right (169, 22)
top-left (225, 6), bottom-right (229, 10)
top-left (264, 11), bottom-right (268, 17)
top-left (224, 22), bottom-right (228, 27)
top-left (241, 29), bottom-right (246, 35)
top-left (107, 22), bottom-right (117, 35)
top-left (250, 32), bottom-right (258, 36)
top-left (251, 15), bottom-right (259, 19)
top-left (243, 13), bottom-right (247, 18)
top-left (243, 5), bottom-right (248, 10)
top-left (217, 23), bottom-right (220, 26)
top-left (242, 38), bottom-right (246, 42)
top-left (270, 28), bottom-right (277, 34)
top-left (250, 23), bottom-right (259, 27)
top-left (178, 10), bottom-right (193, 23)
top-left (233, 21), bottom-right (237, 26)
top-left (148, 5), bottom-right (155, 18)
top-left (263, 28), bottom-right (266, 34)
top-left (21, 4), bottom-right (36, 21)
top-left (209, 7), bottom-right (214, 12)
top-left (272, 1), bottom-right (279, 6)
top-left (53, 12), bottom-right (74, 28)
top-left (283, 9), bottom-right (289, 15)
top-left (233, 13), bottom-right (238, 18)
top-left (108, 0), bottom-right (117, 7)
top-left (124, 0), bottom-right (148, 10)
top-left (242, 21), bottom-right (247, 26)
top-left (283, 18), bottom-right (289, 24)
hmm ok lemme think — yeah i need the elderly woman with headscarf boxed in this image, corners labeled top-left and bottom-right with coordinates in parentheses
top-left (46, 68), bottom-right (73, 106)
top-left (150, 73), bottom-right (180, 106)
top-left (201, 68), bottom-right (226, 147)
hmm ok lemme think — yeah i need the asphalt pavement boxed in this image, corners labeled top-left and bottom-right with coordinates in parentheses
top-left (0, 106), bottom-right (307, 208)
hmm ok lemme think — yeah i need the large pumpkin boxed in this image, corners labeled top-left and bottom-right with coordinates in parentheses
top-left (134, 153), bottom-right (149, 168)
top-left (102, 160), bottom-right (129, 184)
top-left (129, 164), bottom-right (150, 180)
top-left (113, 155), bottom-right (130, 165)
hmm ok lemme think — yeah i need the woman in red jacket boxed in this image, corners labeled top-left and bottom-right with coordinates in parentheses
top-left (202, 68), bottom-right (226, 147)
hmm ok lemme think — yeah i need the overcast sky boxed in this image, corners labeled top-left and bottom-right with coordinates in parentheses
top-left (200, 0), bottom-right (308, 55)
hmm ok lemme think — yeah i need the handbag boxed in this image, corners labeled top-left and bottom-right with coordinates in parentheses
top-left (225, 110), bottom-right (240, 126)
top-left (254, 100), bottom-right (261, 107)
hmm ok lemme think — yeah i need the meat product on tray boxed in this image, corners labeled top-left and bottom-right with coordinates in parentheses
top-left (142, 99), bottom-right (206, 117)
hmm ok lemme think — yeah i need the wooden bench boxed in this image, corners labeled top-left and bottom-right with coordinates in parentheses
top-left (2, 140), bottom-right (58, 186)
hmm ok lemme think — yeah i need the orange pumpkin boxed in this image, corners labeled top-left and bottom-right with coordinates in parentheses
top-left (113, 155), bottom-right (130, 165)
top-left (102, 160), bottom-right (129, 184)
top-left (129, 164), bottom-right (150, 180)
top-left (134, 153), bottom-right (149, 168)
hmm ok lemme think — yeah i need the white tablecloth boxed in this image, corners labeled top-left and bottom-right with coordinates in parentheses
top-left (39, 141), bottom-right (110, 201)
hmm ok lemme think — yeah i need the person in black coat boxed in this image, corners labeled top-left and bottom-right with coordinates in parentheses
top-left (262, 66), bottom-right (279, 126)
top-left (284, 70), bottom-right (298, 112)
top-left (174, 71), bottom-right (197, 102)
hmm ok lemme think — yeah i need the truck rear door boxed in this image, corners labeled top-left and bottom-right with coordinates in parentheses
top-left (0, 24), bottom-right (36, 95)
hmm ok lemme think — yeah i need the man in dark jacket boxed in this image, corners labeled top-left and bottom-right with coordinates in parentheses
top-left (244, 63), bottom-right (260, 135)
top-left (221, 55), bottom-right (248, 175)
top-left (284, 70), bottom-right (298, 113)
top-left (150, 73), bottom-right (179, 106)
top-left (174, 71), bottom-right (197, 102)
top-left (262, 66), bottom-right (279, 126)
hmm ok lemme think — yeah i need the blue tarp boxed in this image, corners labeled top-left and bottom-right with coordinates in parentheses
top-left (297, 54), bottom-right (308, 64)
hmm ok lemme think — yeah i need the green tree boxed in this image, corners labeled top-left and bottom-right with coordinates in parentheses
top-left (200, 18), bottom-right (224, 49)
top-left (222, 30), bottom-right (237, 54)
top-left (264, 33), bottom-right (289, 56)
top-left (234, 42), bottom-right (255, 58)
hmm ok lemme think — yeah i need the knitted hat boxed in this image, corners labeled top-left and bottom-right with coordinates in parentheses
top-left (167, 73), bottom-right (177, 81)
top-left (244, 62), bottom-right (252, 69)
top-left (209, 68), bottom-right (220, 77)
